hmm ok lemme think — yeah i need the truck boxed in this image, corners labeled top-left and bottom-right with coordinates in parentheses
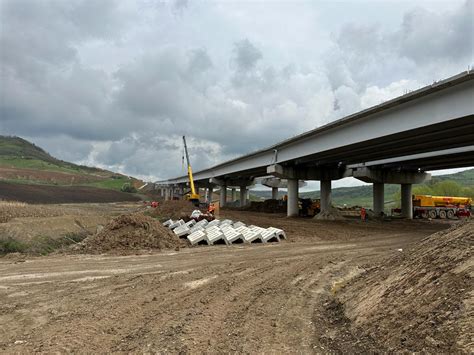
top-left (299, 198), bottom-right (321, 217)
top-left (412, 194), bottom-right (472, 219)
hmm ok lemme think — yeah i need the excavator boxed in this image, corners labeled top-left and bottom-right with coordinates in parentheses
top-left (182, 136), bottom-right (200, 206)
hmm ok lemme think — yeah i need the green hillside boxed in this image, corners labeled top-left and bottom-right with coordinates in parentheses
top-left (251, 168), bottom-right (474, 208)
top-left (0, 136), bottom-right (104, 174)
top-left (0, 136), bottom-right (138, 192)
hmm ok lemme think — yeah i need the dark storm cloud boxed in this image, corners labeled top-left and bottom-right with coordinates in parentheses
top-left (172, 0), bottom-right (188, 11)
top-left (327, 0), bottom-right (473, 91)
top-left (231, 39), bottom-right (263, 72)
top-left (397, 1), bottom-right (474, 63)
top-left (0, 0), bottom-right (472, 180)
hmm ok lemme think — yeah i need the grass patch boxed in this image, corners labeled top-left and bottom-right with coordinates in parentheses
top-left (0, 238), bottom-right (27, 254)
top-left (0, 232), bottom-right (89, 256)
top-left (83, 176), bottom-right (132, 191)
top-left (0, 157), bottom-right (84, 174)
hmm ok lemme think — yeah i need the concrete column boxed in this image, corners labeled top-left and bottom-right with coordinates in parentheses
top-left (170, 188), bottom-right (174, 200)
top-left (239, 186), bottom-right (247, 207)
top-left (287, 178), bottom-right (299, 217)
top-left (207, 187), bottom-right (213, 203)
top-left (164, 188), bottom-right (170, 201)
top-left (271, 187), bottom-right (278, 200)
top-left (220, 185), bottom-right (227, 207)
top-left (231, 188), bottom-right (236, 202)
top-left (180, 186), bottom-right (185, 200)
top-left (401, 183), bottom-right (413, 219)
top-left (320, 180), bottom-right (332, 213)
top-left (373, 182), bottom-right (384, 216)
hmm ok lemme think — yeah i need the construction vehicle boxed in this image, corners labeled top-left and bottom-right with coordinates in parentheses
top-left (299, 198), bottom-right (321, 217)
top-left (412, 194), bottom-right (471, 219)
top-left (182, 136), bottom-right (200, 206)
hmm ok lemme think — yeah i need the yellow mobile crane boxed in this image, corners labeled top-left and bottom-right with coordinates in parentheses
top-left (182, 136), bottom-right (200, 205)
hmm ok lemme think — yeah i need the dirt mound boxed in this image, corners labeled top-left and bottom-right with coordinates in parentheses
top-left (313, 207), bottom-right (345, 220)
top-left (339, 220), bottom-right (473, 353)
top-left (78, 213), bottom-right (186, 254)
top-left (244, 200), bottom-right (287, 213)
top-left (150, 200), bottom-right (196, 220)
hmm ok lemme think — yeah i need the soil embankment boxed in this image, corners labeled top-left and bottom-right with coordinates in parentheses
top-left (339, 220), bottom-right (473, 353)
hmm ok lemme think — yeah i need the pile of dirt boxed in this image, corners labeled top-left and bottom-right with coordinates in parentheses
top-left (244, 199), bottom-right (287, 213)
top-left (314, 206), bottom-right (345, 220)
top-left (149, 200), bottom-right (196, 220)
top-left (339, 220), bottom-right (473, 353)
top-left (78, 213), bottom-right (186, 254)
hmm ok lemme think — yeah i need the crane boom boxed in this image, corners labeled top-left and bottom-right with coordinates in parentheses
top-left (182, 136), bottom-right (199, 202)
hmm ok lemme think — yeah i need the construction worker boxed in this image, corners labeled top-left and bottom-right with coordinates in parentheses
top-left (208, 203), bottom-right (216, 215)
top-left (360, 207), bottom-right (367, 222)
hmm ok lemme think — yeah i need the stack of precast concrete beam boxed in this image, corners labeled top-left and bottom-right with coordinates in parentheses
top-left (164, 218), bottom-right (286, 246)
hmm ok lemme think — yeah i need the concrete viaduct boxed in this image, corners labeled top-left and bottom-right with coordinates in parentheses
top-left (155, 71), bottom-right (474, 218)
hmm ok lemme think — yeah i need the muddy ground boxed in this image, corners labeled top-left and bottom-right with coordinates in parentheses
top-left (0, 205), bottom-right (458, 353)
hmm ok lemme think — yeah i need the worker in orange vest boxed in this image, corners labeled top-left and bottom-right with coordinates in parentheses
top-left (208, 203), bottom-right (216, 215)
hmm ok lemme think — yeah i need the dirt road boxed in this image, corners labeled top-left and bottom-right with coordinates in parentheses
top-left (0, 215), bottom-right (447, 353)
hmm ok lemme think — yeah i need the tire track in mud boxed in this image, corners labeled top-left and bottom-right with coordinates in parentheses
top-left (111, 260), bottom-right (288, 352)
top-left (1, 218), bottom-right (445, 353)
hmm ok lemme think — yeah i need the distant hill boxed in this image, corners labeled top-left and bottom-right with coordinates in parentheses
top-left (0, 136), bottom-right (105, 174)
top-left (250, 168), bottom-right (474, 208)
top-left (0, 135), bottom-right (142, 193)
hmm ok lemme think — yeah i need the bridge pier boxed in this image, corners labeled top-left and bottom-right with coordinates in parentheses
top-left (220, 185), bottom-right (227, 207)
top-left (373, 182), bottom-right (385, 216)
top-left (240, 186), bottom-right (248, 207)
top-left (353, 167), bottom-right (429, 219)
top-left (401, 183), bottom-right (413, 219)
top-left (272, 187), bottom-right (278, 199)
top-left (207, 187), bottom-right (213, 203)
top-left (287, 179), bottom-right (299, 217)
top-left (231, 188), bottom-right (236, 202)
top-left (320, 180), bottom-right (332, 214)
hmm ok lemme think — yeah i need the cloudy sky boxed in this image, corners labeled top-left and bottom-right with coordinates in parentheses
top-left (1, 0), bottom-right (473, 188)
